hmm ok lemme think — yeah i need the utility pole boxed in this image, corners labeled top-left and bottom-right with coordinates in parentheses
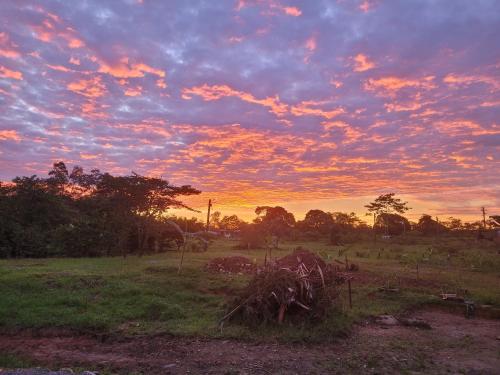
top-left (481, 207), bottom-right (487, 230)
top-left (206, 199), bottom-right (212, 232)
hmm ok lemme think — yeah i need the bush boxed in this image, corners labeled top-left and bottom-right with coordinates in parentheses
top-left (237, 224), bottom-right (265, 249)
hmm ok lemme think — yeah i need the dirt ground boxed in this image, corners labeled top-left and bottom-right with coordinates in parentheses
top-left (0, 309), bottom-right (499, 375)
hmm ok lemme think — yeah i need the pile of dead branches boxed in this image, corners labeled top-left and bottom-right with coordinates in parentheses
top-left (221, 249), bottom-right (346, 326)
top-left (205, 256), bottom-right (257, 274)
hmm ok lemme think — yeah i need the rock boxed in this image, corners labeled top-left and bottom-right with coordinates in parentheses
top-left (375, 315), bottom-right (399, 326)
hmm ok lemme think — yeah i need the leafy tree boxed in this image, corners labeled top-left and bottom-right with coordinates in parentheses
top-left (254, 206), bottom-right (295, 247)
top-left (210, 211), bottom-right (221, 230)
top-left (376, 213), bottom-right (411, 235)
top-left (417, 214), bottom-right (446, 236)
top-left (331, 212), bottom-right (363, 229)
top-left (219, 214), bottom-right (244, 231)
top-left (326, 212), bottom-right (366, 244)
top-left (0, 175), bottom-right (76, 257)
top-left (365, 193), bottom-right (410, 237)
top-left (93, 173), bottom-right (200, 256)
top-left (365, 193), bottom-right (410, 217)
top-left (463, 221), bottom-right (483, 231)
top-left (0, 162), bottom-right (201, 258)
top-left (302, 209), bottom-right (333, 234)
top-left (443, 217), bottom-right (463, 231)
top-left (238, 223), bottom-right (265, 249)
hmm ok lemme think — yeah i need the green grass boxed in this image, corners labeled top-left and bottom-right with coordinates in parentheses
top-left (0, 352), bottom-right (34, 368)
top-left (0, 235), bottom-right (498, 342)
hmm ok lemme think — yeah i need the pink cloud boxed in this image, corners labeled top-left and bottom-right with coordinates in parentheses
top-left (0, 130), bottom-right (21, 141)
top-left (98, 58), bottom-right (165, 79)
top-left (364, 76), bottom-right (436, 94)
top-left (0, 32), bottom-right (20, 59)
top-left (352, 53), bottom-right (375, 72)
top-left (0, 65), bottom-right (23, 80)
top-left (67, 76), bottom-right (106, 98)
top-left (182, 84), bottom-right (289, 116)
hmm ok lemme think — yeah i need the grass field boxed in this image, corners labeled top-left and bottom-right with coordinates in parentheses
top-left (1, 235), bottom-right (499, 342)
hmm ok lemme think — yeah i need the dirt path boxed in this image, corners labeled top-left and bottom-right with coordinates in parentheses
top-left (0, 310), bottom-right (499, 374)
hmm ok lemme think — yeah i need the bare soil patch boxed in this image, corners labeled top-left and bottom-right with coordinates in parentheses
top-left (1, 309), bottom-right (498, 374)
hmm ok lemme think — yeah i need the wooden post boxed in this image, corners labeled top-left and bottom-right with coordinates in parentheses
top-left (178, 220), bottom-right (188, 274)
top-left (416, 263), bottom-right (419, 280)
top-left (481, 207), bottom-right (486, 230)
top-left (348, 279), bottom-right (352, 309)
top-left (278, 304), bottom-right (286, 324)
top-left (206, 199), bottom-right (212, 232)
top-left (345, 255), bottom-right (349, 271)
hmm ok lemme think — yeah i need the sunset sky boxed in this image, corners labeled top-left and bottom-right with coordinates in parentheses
top-left (0, 0), bottom-right (499, 222)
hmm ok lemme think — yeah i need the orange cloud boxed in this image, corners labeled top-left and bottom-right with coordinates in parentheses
top-left (352, 53), bottom-right (375, 72)
top-left (443, 73), bottom-right (499, 90)
top-left (236, 1), bottom-right (302, 17)
top-left (46, 64), bottom-right (72, 72)
top-left (283, 6), bottom-right (302, 16)
top-left (98, 58), bottom-right (165, 79)
top-left (156, 79), bottom-right (167, 89)
top-left (67, 36), bottom-right (84, 48)
top-left (344, 157), bottom-right (379, 164)
top-left (80, 153), bottom-right (100, 160)
top-left (0, 65), bottom-right (23, 80)
top-left (67, 76), bottom-right (106, 98)
top-left (80, 101), bottom-right (109, 119)
top-left (183, 85), bottom-right (347, 120)
top-left (124, 86), bottom-right (143, 96)
top-left (365, 75), bottom-right (436, 93)
top-left (182, 84), bottom-right (289, 116)
top-left (385, 101), bottom-right (423, 112)
top-left (322, 121), bottom-right (363, 143)
top-left (0, 32), bottom-right (20, 59)
top-left (433, 120), bottom-right (498, 137)
top-left (291, 101), bottom-right (344, 119)
top-left (0, 130), bottom-right (21, 141)
top-left (31, 13), bottom-right (85, 49)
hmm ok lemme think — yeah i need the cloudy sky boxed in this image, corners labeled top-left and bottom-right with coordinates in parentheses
top-left (0, 0), bottom-right (499, 221)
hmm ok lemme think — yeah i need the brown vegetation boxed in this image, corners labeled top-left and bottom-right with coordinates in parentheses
top-left (222, 249), bottom-right (346, 325)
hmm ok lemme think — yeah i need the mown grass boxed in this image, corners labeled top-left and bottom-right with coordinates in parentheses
top-left (0, 235), bottom-right (498, 342)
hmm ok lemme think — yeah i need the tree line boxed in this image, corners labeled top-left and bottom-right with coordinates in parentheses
top-left (0, 163), bottom-right (496, 258)
top-left (233, 194), bottom-right (497, 249)
top-left (0, 162), bottom-right (200, 258)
